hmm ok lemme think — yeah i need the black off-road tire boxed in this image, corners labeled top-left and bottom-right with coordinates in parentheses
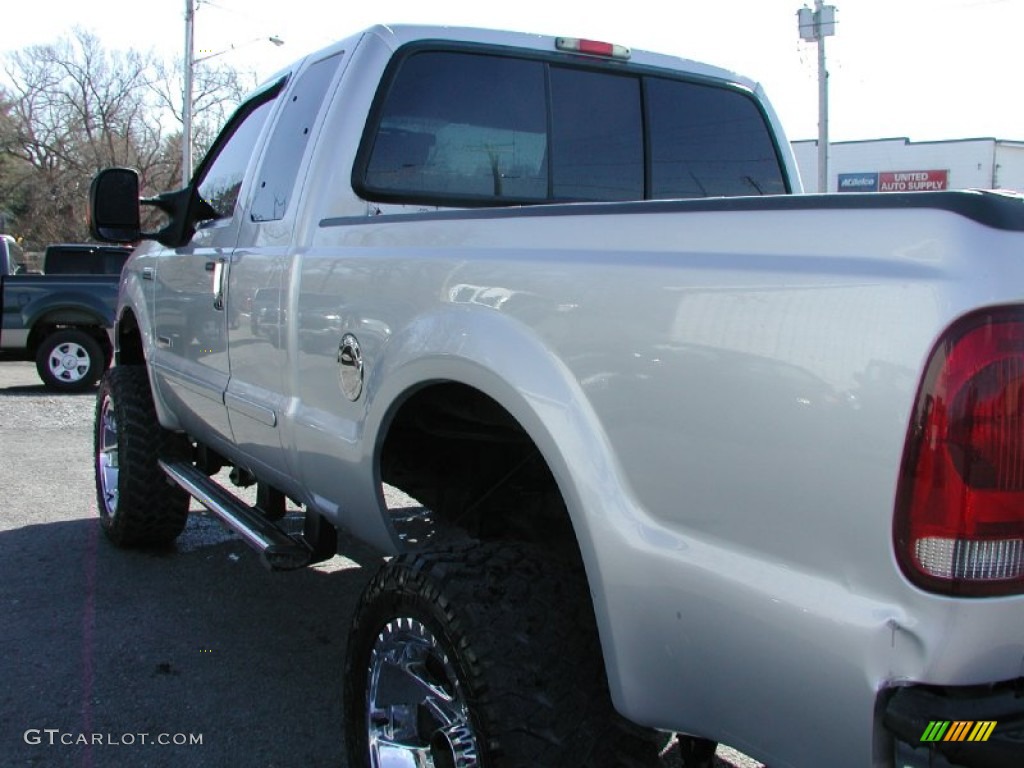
top-left (35, 328), bottom-right (106, 392)
top-left (344, 540), bottom-right (670, 768)
top-left (94, 365), bottom-right (190, 546)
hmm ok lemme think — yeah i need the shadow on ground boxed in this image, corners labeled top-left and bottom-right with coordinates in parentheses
top-left (0, 511), bottom-right (379, 767)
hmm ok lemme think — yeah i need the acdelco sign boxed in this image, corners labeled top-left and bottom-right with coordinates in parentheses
top-left (838, 173), bottom-right (879, 192)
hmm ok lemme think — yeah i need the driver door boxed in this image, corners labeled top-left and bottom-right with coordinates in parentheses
top-left (149, 88), bottom-right (280, 443)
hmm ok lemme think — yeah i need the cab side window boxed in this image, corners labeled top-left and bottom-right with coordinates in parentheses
top-left (196, 96), bottom-right (276, 219)
top-left (251, 52), bottom-right (343, 222)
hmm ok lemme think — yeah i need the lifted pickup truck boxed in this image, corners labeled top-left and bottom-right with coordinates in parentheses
top-left (87, 24), bottom-right (1023, 768)
top-left (0, 243), bottom-right (129, 390)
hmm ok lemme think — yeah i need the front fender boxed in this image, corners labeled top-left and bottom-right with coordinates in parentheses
top-left (115, 266), bottom-right (184, 432)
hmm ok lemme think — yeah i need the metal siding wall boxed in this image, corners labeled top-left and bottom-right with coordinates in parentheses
top-left (994, 143), bottom-right (1024, 191)
top-left (790, 137), bottom-right (1024, 191)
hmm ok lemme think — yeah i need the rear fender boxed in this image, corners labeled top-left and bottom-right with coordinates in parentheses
top-left (363, 304), bottom-right (651, 688)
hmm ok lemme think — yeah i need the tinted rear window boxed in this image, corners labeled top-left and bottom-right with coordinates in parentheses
top-left (44, 247), bottom-right (130, 275)
top-left (365, 52), bottom-right (548, 202)
top-left (646, 76), bottom-right (787, 198)
top-left (550, 67), bottom-right (643, 201)
top-left (357, 48), bottom-right (788, 207)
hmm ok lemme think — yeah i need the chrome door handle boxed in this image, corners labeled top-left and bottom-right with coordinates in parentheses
top-left (211, 258), bottom-right (226, 311)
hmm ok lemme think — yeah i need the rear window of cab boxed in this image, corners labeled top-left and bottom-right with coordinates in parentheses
top-left (354, 45), bottom-right (789, 207)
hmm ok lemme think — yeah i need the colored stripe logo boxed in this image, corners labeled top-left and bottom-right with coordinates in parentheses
top-left (920, 721), bottom-right (997, 743)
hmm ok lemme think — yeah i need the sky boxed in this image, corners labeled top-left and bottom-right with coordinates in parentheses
top-left (3, 0), bottom-right (1022, 144)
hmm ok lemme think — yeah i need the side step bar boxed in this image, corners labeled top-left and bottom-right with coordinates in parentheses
top-left (159, 459), bottom-right (315, 570)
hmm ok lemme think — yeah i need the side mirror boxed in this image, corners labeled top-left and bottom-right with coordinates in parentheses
top-left (89, 168), bottom-right (142, 243)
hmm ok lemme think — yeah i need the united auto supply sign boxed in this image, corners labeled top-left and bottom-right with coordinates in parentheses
top-left (838, 170), bottom-right (949, 192)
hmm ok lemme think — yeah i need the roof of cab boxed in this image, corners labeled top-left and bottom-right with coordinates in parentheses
top-left (369, 23), bottom-right (755, 88)
top-left (271, 23), bottom-right (758, 95)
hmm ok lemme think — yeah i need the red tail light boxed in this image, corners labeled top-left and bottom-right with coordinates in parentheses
top-left (894, 307), bottom-right (1024, 596)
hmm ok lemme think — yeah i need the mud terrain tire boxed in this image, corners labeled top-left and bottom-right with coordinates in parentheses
top-left (94, 366), bottom-right (189, 546)
top-left (344, 540), bottom-right (669, 767)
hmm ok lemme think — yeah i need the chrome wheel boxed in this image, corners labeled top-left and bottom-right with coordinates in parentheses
top-left (46, 340), bottom-right (93, 384)
top-left (92, 367), bottom-right (189, 546)
top-left (367, 617), bottom-right (480, 768)
top-left (346, 544), bottom-right (668, 767)
top-left (97, 393), bottom-right (119, 517)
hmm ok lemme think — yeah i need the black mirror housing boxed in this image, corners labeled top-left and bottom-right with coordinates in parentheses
top-left (89, 168), bottom-right (142, 243)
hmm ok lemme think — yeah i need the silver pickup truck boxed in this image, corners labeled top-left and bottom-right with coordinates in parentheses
top-left (87, 24), bottom-right (1023, 768)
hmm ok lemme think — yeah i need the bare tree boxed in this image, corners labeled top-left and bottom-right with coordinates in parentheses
top-left (0, 29), bottom-right (161, 245)
top-left (0, 91), bottom-right (21, 234)
top-left (0, 28), bottom-right (251, 249)
top-left (150, 57), bottom-right (256, 185)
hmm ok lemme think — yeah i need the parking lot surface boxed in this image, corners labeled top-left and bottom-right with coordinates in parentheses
top-left (0, 361), bottom-right (761, 767)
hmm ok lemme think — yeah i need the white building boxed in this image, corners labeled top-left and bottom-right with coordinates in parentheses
top-left (791, 137), bottom-right (1024, 194)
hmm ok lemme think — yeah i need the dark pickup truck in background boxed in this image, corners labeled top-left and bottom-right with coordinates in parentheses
top-left (0, 242), bottom-right (131, 391)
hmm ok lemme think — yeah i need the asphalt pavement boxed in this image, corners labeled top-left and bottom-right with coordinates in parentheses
top-left (0, 361), bottom-right (382, 767)
top-left (0, 361), bottom-right (762, 768)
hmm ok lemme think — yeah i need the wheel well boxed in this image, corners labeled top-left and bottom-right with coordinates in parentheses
top-left (115, 309), bottom-right (145, 365)
top-left (379, 382), bottom-right (577, 554)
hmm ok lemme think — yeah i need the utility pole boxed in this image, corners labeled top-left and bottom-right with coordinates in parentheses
top-left (181, 1), bottom-right (282, 188)
top-left (183, 0), bottom-right (195, 188)
top-left (798, 2), bottom-right (837, 193)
